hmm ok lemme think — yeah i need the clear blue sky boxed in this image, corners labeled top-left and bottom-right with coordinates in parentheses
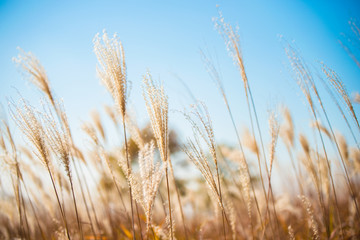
top-left (1, 0), bottom-right (359, 159)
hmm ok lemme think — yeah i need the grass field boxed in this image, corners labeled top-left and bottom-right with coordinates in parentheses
top-left (1, 11), bottom-right (360, 240)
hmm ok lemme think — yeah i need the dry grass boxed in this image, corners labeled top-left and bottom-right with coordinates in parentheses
top-left (1, 14), bottom-right (360, 240)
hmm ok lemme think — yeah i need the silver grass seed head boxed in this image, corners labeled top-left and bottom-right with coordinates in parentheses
top-left (9, 98), bottom-right (50, 167)
top-left (280, 107), bottom-right (294, 148)
top-left (288, 225), bottom-right (295, 240)
top-left (213, 11), bottom-right (248, 89)
top-left (268, 111), bottom-right (280, 174)
top-left (299, 133), bottom-right (310, 156)
top-left (91, 110), bottom-right (106, 141)
top-left (285, 45), bottom-right (321, 120)
top-left (13, 49), bottom-right (55, 106)
top-left (185, 102), bottom-right (218, 165)
top-left (143, 72), bottom-right (169, 163)
top-left (299, 195), bottom-right (319, 240)
top-left (43, 107), bottom-right (72, 179)
top-left (137, 142), bottom-right (164, 229)
top-left (183, 137), bottom-right (224, 212)
top-left (322, 64), bottom-right (359, 127)
top-left (243, 128), bottom-right (259, 156)
top-left (94, 30), bottom-right (128, 119)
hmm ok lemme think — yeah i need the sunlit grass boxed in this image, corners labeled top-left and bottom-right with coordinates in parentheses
top-left (1, 14), bottom-right (360, 240)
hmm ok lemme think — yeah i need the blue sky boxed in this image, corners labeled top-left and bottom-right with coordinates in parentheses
top-left (1, 0), bottom-right (360, 165)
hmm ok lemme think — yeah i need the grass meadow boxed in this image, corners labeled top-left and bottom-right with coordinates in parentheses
top-left (1, 11), bottom-right (360, 240)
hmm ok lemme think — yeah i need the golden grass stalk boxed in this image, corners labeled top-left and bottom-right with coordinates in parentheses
top-left (238, 152), bottom-right (252, 228)
top-left (48, 104), bottom-right (94, 233)
top-left (93, 31), bottom-right (128, 120)
top-left (15, 159), bottom-right (48, 239)
top-left (43, 107), bottom-right (84, 239)
top-left (298, 133), bottom-right (328, 217)
top-left (143, 73), bottom-right (169, 166)
top-left (3, 121), bottom-right (48, 240)
top-left (313, 67), bottom-right (360, 219)
top-left (268, 111), bottom-right (280, 179)
top-left (322, 64), bottom-right (360, 130)
top-left (130, 142), bottom-right (164, 238)
top-left (214, 12), bottom-right (276, 235)
top-left (317, 76), bottom-right (360, 148)
top-left (223, 187), bottom-right (237, 239)
top-left (262, 111), bottom-right (281, 238)
top-left (142, 72), bottom-right (175, 240)
top-left (279, 108), bottom-right (304, 195)
top-left (13, 48), bottom-right (98, 238)
top-left (94, 30), bottom-right (136, 239)
top-left (1, 122), bottom-right (28, 239)
top-left (67, 150), bottom-right (100, 236)
top-left (299, 195), bottom-right (320, 240)
top-left (115, 142), bottom-right (144, 240)
top-left (201, 51), bottom-right (263, 235)
top-left (285, 45), bottom-right (343, 238)
top-left (183, 102), bottom-right (229, 239)
top-left (20, 183), bottom-right (31, 240)
top-left (91, 110), bottom-right (106, 142)
top-left (13, 49), bottom-right (55, 107)
top-left (143, 74), bottom-right (188, 239)
top-left (21, 174), bottom-right (46, 240)
top-left (82, 149), bottom-right (116, 237)
top-left (288, 225), bottom-right (295, 240)
top-left (184, 137), bottom-right (228, 237)
top-left (167, 157), bottom-right (188, 240)
top-left (300, 140), bottom-right (327, 231)
top-left (96, 141), bottom-right (129, 220)
top-left (217, 147), bottom-right (246, 237)
top-left (304, 60), bottom-right (359, 222)
top-left (339, 19), bottom-right (360, 68)
top-left (317, 70), bottom-right (360, 220)
top-left (214, 8), bottom-right (270, 180)
top-left (74, 156), bottom-right (102, 233)
top-left (9, 98), bottom-right (71, 240)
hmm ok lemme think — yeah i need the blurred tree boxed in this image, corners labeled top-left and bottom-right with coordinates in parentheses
top-left (127, 123), bottom-right (180, 160)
